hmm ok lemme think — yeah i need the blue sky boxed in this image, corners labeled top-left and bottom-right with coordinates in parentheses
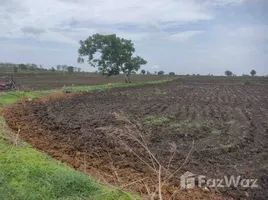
top-left (0, 0), bottom-right (267, 75)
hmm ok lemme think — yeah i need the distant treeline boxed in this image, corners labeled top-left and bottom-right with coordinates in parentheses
top-left (0, 63), bottom-right (81, 73)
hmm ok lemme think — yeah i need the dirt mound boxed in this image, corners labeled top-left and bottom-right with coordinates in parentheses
top-left (3, 79), bottom-right (268, 199)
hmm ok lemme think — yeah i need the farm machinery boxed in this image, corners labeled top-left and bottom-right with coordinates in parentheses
top-left (0, 78), bottom-right (16, 91)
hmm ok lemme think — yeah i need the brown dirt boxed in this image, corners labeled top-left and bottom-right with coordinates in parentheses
top-left (3, 79), bottom-right (268, 200)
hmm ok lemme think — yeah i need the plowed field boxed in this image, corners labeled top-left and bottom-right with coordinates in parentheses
top-left (0, 72), bottom-right (168, 90)
top-left (3, 79), bottom-right (268, 200)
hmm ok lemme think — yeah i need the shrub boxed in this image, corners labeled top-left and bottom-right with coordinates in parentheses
top-left (244, 80), bottom-right (252, 85)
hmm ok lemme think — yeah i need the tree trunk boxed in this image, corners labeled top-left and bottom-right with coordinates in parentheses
top-left (124, 74), bottom-right (131, 83)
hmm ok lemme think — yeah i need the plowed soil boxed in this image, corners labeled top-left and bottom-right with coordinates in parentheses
top-left (3, 79), bottom-right (268, 200)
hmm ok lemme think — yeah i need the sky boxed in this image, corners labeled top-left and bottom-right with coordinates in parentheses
top-left (0, 0), bottom-right (267, 75)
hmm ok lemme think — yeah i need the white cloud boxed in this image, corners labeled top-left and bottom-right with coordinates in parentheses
top-left (0, 0), bottom-right (245, 44)
top-left (204, 0), bottom-right (246, 6)
top-left (226, 24), bottom-right (268, 42)
top-left (152, 65), bottom-right (160, 70)
top-left (1, 0), bottom-right (267, 75)
top-left (21, 26), bottom-right (46, 36)
top-left (0, 0), bottom-right (213, 43)
top-left (169, 31), bottom-right (206, 42)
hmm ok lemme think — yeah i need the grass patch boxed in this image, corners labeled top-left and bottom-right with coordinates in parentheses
top-left (0, 134), bottom-right (133, 200)
top-left (0, 91), bottom-right (51, 108)
top-left (68, 80), bottom-right (170, 92)
top-left (144, 116), bottom-right (171, 126)
top-left (144, 117), bottom-right (208, 130)
top-left (171, 121), bottom-right (202, 129)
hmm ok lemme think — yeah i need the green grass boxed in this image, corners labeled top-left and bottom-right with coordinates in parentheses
top-left (0, 130), bottom-right (134, 200)
top-left (1, 80), bottom-right (172, 200)
top-left (144, 117), bottom-right (206, 130)
top-left (0, 91), bottom-right (51, 108)
top-left (65, 80), bottom-right (170, 92)
top-left (211, 129), bottom-right (221, 135)
top-left (144, 116), bottom-right (171, 126)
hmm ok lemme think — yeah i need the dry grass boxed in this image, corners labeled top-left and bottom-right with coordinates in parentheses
top-left (97, 111), bottom-right (196, 200)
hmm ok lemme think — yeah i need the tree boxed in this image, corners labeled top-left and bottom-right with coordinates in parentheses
top-left (158, 71), bottom-right (165, 75)
top-left (77, 33), bottom-right (147, 83)
top-left (29, 63), bottom-right (38, 71)
top-left (141, 69), bottom-right (146, 75)
top-left (19, 64), bottom-right (27, 71)
top-left (13, 66), bottom-right (18, 73)
top-left (250, 69), bottom-right (256, 76)
top-left (57, 65), bottom-right (62, 71)
top-left (146, 71), bottom-right (151, 75)
top-left (59, 65), bottom-right (68, 76)
top-left (225, 70), bottom-right (233, 76)
top-left (169, 72), bottom-right (175, 76)
top-left (67, 66), bottom-right (74, 72)
top-left (51, 67), bottom-right (56, 72)
top-left (62, 65), bottom-right (67, 71)
top-left (78, 68), bottom-right (81, 72)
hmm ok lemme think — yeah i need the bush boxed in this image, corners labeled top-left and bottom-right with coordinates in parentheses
top-left (244, 80), bottom-right (252, 85)
top-left (62, 87), bottom-right (72, 93)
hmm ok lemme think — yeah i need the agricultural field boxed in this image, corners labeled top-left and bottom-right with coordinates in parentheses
top-left (0, 72), bottom-right (169, 90)
top-left (2, 77), bottom-right (268, 199)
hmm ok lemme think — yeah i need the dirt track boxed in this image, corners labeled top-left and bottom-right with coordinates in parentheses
top-left (3, 79), bottom-right (268, 199)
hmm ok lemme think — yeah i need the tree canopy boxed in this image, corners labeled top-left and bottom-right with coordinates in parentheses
top-left (225, 70), bottom-right (233, 76)
top-left (250, 69), bottom-right (256, 76)
top-left (77, 33), bottom-right (147, 82)
top-left (141, 69), bottom-right (146, 75)
top-left (67, 66), bottom-right (74, 72)
top-left (158, 71), bottom-right (165, 75)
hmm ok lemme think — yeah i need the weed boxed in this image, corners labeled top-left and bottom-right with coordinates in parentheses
top-left (62, 87), bottom-right (73, 93)
top-left (144, 116), bottom-right (171, 126)
top-left (154, 88), bottom-right (166, 95)
top-left (211, 129), bottom-right (221, 135)
top-left (170, 120), bottom-right (205, 130)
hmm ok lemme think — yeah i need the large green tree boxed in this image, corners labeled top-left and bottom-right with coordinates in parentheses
top-left (77, 33), bottom-right (147, 83)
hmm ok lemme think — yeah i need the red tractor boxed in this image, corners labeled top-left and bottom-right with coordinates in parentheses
top-left (0, 79), bottom-right (16, 91)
